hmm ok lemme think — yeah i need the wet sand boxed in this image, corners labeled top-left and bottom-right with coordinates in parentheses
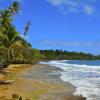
top-left (0, 64), bottom-right (86, 100)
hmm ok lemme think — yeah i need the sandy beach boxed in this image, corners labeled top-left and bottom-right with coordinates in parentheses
top-left (0, 63), bottom-right (86, 100)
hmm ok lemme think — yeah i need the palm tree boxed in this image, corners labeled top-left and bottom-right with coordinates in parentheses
top-left (0, 1), bottom-right (21, 67)
top-left (24, 21), bottom-right (31, 38)
top-left (0, 1), bottom-right (32, 68)
top-left (8, 1), bottom-right (20, 16)
top-left (0, 1), bottom-right (20, 29)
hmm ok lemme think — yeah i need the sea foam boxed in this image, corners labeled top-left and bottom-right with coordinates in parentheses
top-left (39, 60), bottom-right (100, 100)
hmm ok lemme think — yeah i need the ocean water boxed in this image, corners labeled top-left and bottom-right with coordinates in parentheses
top-left (39, 60), bottom-right (100, 100)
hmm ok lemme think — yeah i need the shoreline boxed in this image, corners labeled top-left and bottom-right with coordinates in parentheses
top-left (0, 63), bottom-right (86, 100)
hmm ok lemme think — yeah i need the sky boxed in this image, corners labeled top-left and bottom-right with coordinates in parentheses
top-left (0, 0), bottom-right (100, 55)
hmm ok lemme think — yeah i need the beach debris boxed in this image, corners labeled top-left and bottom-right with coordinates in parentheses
top-left (12, 93), bottom-right (19, 99)
top-left (0, 80), bottom-right (14, 84)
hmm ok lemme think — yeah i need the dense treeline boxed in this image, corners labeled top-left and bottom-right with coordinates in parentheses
top-left (40, 50), bottom-right (99, 60)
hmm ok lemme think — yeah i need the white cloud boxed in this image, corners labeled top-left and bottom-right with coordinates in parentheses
top-left (68, 6), bottom-right (78, 13)
top-left (38, 40), bottom-right (80, 46)
top-left (46, 0), bottom-right (97, 15)
top-left (47, 0), bottom-right (78, 7)
top-left (83, 5), bottom-right (95, 15)
top-left (37, 40), bottom-right (100, 47)
top-left (47, 0), bottom-right (63, 6)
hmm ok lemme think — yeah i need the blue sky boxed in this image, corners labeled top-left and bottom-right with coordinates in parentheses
top-left (0, 0), bottom-right (100, 54)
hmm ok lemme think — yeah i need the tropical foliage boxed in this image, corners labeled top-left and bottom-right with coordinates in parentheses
top-left (0, 1), bottom-right (43, 69)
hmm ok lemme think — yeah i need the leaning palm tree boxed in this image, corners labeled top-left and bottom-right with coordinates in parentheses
top-left (0, 1), bottom-right (21, 68)
top-left (24, 20), bottom-right (31, 38)
top-left (0, 1), bottom-right (32, 68)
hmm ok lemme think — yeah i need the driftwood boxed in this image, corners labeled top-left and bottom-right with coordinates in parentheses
top-left (0, 80), bottom-right (14, 84)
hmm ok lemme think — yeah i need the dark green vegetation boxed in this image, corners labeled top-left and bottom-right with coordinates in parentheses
top-left (0, 1), bottom-right (43, 69)
top-left (0, 1), bottom-right (100, 69)
top-left (40, 50), bottom-right (100, 60)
